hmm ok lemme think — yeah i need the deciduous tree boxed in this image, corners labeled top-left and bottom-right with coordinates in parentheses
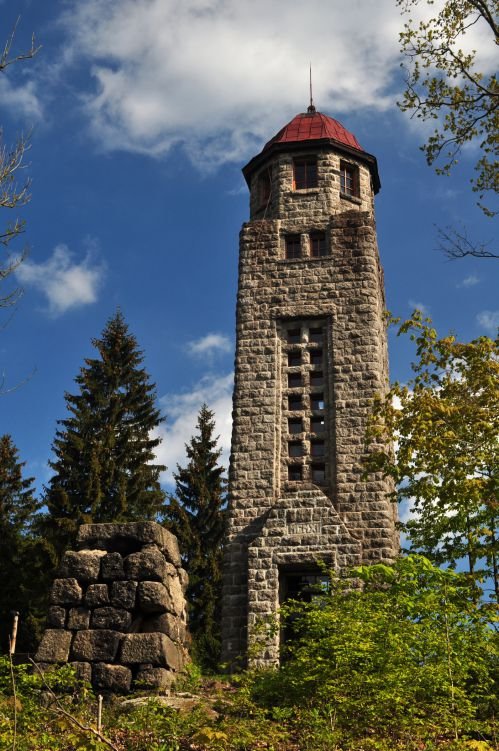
top-left (365, 312), bottom-right (498, 600)
top-left (41, 311), bottom-right (166, 555)
top-left (164, 404), bottom-right (226, 671)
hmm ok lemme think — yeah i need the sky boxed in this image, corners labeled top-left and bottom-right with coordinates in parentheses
top-left (1, 0), bottom-right (497, 499)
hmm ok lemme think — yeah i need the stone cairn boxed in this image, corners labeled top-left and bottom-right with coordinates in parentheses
top-left (35, 521), bottom-right (190, 693)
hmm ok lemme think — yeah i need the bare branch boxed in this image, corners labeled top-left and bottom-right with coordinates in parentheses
top-left (436, 225), bottom-right (499, 259)
top-left (0, 18), bottom-right (40, 72)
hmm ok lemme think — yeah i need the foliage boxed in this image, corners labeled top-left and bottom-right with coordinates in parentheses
top-left (0, 435), bottom-right (51, 652)
top-left (248, 556), bottom-right (498, 749)
top-left (397, 0), bottom-right (499, 217)
top-left (164, 404), bottom-right (226, 672)
top-left (365, 312), bottom-right (499, 600)
top-left (41, 311), bottom-right (166, 556)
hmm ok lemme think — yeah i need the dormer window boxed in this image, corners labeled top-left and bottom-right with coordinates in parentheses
top-left (293, 158), bottom-right (318, 190)
top-left (340, 161), bottom-right (359, 197)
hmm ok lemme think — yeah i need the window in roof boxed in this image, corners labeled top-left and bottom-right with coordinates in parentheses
top-left (285, 235), bottom-right (302, 259)
top-left (310, 231), bottom-right (327, 257)
top-left (293, 158), bottom-right (318, 190)
top-left (340, 161), bottom-right (359, 197)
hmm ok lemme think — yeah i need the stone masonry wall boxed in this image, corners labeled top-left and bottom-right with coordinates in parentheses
top-left (35, 522), bottom-right (190, 693)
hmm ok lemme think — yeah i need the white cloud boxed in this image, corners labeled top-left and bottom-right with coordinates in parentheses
top-left (186, 332), bottom-right (232, 358)
top-left (16, 243), bottom-right (106, 315)
top-left (154, 371), bottom-right (233, 487)
top-left (477, 310), bottom-right (499, 335)
top-left (408, 299), bottom-right (430, 317)
top-left (457, 274), bottom-right (480, 288)
top-left (0, 76), bottom-right (42, 121)
top-left (57, 0), bottom-right (405, 168)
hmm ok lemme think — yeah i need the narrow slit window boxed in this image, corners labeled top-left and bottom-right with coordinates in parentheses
top-left (311, 416), bottom-right (325, 433)
top-left (310, 231), bottom-right (327, 257)
top-left (293, 158), bottom-right (318, 190)
top-left (309, 327), bottom-right (323, 343)
top-left (288, 418), bottom-right (303, 434)
top-left (285, 235), bottom-right (301, 259)
top-left (288, 441), bottom-right (303, 457)
top-left (288, 351), bottom-right (301, 367)
top-left (258, 167), bottom-right (272, 207)
top-left (311, 393), bottom-right (325, 410)
top-left (288, 465), bottom-right (303, 481)
top-left (311, 463), bottom-right (326, 484)
top-left (288, 373), bottom-right (302, 388)
top-left (310, 349), bottom-right (323, 366)
top-left (288, 394), bottom-right (303, 411)
top-left (310, 371), bottom-right (324, 387)
top-left (311, 440), bottom-right (325, 457)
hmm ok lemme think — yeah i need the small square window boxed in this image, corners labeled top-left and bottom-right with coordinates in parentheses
top-left (288, 441), bottom-right (303, 457)
top-left (288, 373), bottom-right (302, 388)
top-left (311, 416), bottom-right (325, 433)
top-left (288, 418), bottom-right (303, 434)
top-left (311, 440), bottom-right (325, 457)
top-left (285, 235), bottom-right (301, 259)
top-left (311, 463), bottom-right (326, 484)
top-left (288, 465), bottom-right (303, 481)
top-left (293, 158), bottom-right (318, 190)
top-left (288, 351), bottom-right (301, 367)
top-left (288, 394), bottom-right (303, 411)
top-left (340, 162), bottom-right (359, 197)
top-left (287, 328), bottom-right (301, 344)
top-left (310, 231), bottom-right (327, 257)
top-left (310, 371), bottom-right (324, 387)
top-left (311, 393), bottom-right (325, 410)
top-left (309, 327), bottom-right (323, 343)
top-left (310, 349), bottom-right (323, 366)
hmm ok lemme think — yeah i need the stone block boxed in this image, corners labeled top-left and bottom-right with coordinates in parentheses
top-left (137, 581), bottom-right (170, 613)
top-left (67, 607), bottom-right (91, 631)
top-left (101, 552), bottom-right (125, 581)
top-left (110, 580), bottom-right (137, 609)
top-left (71, 630), bottom-right (121, 663)
top-left (124, 548), bottom-right (167, 582)
top-left (76, 522), bottom-right (181, 566)
top-left (59, 550), bottom-right (106, 582)
top-left (178, 568), bottom-right (189, 593)
top-left (141, 613), bottom-right (187, 643)
top-left (120, 633), bottom-right (183, 671)
top-left (92, 663), bottom-right (132, 693)
top-left (163, 574), bottom-right (185, 617)
top-left (85, 584), bottom-right (110, 608)
top-left (46, 606), bottom-right (66, 629)
top-left (135, 667), bottom-right (176, 691)
top-left (70, 662), bottom-right (92, 684)
top-left (50, 578), bottom-right (82, 606)
top-left (35, 629), bottom-right (73, 663)
top-left (91, 607), bottom-right (132, 631)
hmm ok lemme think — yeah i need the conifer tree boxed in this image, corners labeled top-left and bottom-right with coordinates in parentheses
top-left (165, 404), bottom-right (226, 671)
top-left (0, 435), bottom-right (46, 651)
top-left (42, 311), bottom-right (166, 555)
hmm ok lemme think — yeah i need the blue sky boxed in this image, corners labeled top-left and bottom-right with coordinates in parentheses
top-left (1, 0), bottom-right (497, 497)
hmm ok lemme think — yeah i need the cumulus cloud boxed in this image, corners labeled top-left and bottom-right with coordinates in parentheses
top-left (457, 274), bottom-right (480, 288)
top-left (16, 243), bottom-right (106, 315)
top-left (57, 0), bottom-right (405, 168)
top-left (154, 371), bottom-right (233, 487)
top-left (186, 333), bottom-right (232, 358)
top-left (477, 310), bottom-right (499, 335)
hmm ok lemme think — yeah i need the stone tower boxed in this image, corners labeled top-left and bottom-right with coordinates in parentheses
top-left (221, 106), bottom-right (398, 667)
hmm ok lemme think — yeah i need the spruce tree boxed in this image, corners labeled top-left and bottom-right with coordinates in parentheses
top-left (0, 435), bottom-right (47, 651)
top-left (165, 404), bottom-right (226, 671)
top-left (42, 311), bottom-right (166, 555)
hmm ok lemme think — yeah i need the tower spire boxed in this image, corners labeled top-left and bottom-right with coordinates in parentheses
top-left (308, 63), bottom-right (316, 113)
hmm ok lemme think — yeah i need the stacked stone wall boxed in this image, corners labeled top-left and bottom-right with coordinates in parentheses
top-left (35, 522), bottom-right (189, 693)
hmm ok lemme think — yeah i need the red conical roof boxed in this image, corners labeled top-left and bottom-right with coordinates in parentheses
top-left (263, 110), bottom-right (362, 152)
